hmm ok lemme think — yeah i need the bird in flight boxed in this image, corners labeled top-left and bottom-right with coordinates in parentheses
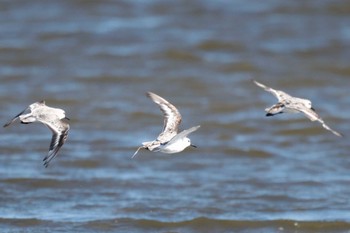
top-left (254, 80), bottom-right (342, 137)
top-left (132, 92), bottom-right (200, 158)
top-left (4, 101), bottom-right (70, 167)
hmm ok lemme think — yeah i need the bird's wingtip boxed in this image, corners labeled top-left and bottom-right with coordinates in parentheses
top-left (253, 80), bottom-right (266, 88)
top-left (131, 146), bottom-right (143, 159)
top-left (335, 131), bottom-right (344, 138)
top-left (146, 91), bottom-right (155, 97)
top-left (43, 157), bottom-right (50, 168)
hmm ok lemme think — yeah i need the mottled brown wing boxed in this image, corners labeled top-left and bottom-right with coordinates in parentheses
top-left (147, 92), bottom-right (182, 143)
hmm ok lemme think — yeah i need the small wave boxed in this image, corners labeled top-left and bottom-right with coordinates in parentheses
top-left (2, 217), bottom-right (350, 232)
top-left (82, 217), bottom-right (350, 233)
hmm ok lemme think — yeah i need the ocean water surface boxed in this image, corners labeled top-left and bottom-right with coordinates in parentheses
top-left (0, 0), bottom-right (349, 232)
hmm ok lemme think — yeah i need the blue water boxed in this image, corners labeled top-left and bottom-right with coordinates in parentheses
top-left (0, 0), bottom-right (349, 232)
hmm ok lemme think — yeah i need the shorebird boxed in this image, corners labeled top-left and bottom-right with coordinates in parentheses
top-left (254, 80), bottom-right (342, 137)
top-left (132, 92), bottom-right (200, 158)
top-left (3, 101), bottom-right (70, 167)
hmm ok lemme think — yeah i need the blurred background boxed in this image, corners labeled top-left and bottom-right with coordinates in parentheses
top-left (0, 0), bottom-right (349, 232)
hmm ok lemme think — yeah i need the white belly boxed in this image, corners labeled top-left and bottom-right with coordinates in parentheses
top-left (159, 141), bottom-right (187, 154)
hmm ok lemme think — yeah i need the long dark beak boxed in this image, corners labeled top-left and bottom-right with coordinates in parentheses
top-left (65, 117), bottom-right (70, 120)
top-left (191, 144), bottom-right (197, 148)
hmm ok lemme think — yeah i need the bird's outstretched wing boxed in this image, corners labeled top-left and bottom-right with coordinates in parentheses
top-left (3, 107), bottom-right (30, 127)
top-left (297, 107), bottom-right (343, 137)
top-left (147, 92), bottom-right (182, 143)
top-left (43, 121), bottom-right (70, 167)
top-left (253, 80), bottom-right (292, 102)
top-left (166, 125), bottom-right (200, 146)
